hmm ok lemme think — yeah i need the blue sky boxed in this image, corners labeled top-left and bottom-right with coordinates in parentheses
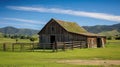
top-left (0, 0), bottom-right (120, 30)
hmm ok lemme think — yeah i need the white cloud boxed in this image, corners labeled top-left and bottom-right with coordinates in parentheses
top-left (7, 6), bottom-right (120, 22)
top-left (3, 17), bottom-right (44, 24)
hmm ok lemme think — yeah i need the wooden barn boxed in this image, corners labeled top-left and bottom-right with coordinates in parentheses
top-left (38, 18), bottom-right (106, 49)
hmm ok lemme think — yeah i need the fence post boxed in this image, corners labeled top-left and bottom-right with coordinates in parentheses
top-left (12, 43), bottom-right (14, 52)
top-left (52, 43), bottom-right (55, 52)
top-left (3, 43), bottom-right (6, 51)
top-left (20, 44), bottom-right (22, 52)
top-left (20, 44), bottom-right (23, 52)
top-left (63, 42), bottom-right (66, 51)
top-left (55, 42), bottom-right (58, 52)
top-left (80, 41), bottom-right (81, 49)
top-left (32, 43), bottom-right (34, 52)
top-left (43, 44), bottom-right (45, 51)
top-left (71, 41), bottom-right (74, 50)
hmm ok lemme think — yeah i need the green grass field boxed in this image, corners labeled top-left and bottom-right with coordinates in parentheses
top-left (0, 38), bottom-right (38, 43)
top-left (0, 38), bottom-right (120, 67)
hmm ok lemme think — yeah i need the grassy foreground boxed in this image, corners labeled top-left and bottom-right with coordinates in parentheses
top-left (0, 39), bottom-right (120, 67)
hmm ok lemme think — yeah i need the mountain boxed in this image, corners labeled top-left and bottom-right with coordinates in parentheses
top-left (0, 26), bottom-right (39, 36)
top-left (1, 23), bottom-right (120, 36)
top-left (98, 30), bottom-right (120, 37)
top-left (83, 23), bottom-right (120, 34)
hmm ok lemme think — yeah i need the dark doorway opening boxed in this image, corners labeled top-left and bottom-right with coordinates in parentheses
top-left (50, 35), bottom-right (55, 48)
top-left (97, 38), bottom-right (102, 48)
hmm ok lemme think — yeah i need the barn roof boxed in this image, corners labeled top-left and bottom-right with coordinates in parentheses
top-left (54, 19), bottom-right (105, 37)
top-left (54, 19), bottom-right (88, 33)
top-left (38, 18), bottom-right (105, 37)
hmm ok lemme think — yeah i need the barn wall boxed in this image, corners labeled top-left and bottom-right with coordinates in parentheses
top-left (87, 37), bottom-right (97, 48)
top-left (69, 33), bottom-right (88, 48)
top-left (103, 37), bottom-right (106, 44)
top-left (70, 33), bottom-right (87, 41)
top-left (39, 20), bottom-right (69, 48)
top-left (101, 37), bottom-right (106, 47)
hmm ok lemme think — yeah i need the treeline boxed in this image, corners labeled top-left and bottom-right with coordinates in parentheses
top-left (3, 34), bottom-right (31, 39)
top-left (2, 34), bottom-right (38, 43)
top-left (107, 34), bottom-right (120, 40)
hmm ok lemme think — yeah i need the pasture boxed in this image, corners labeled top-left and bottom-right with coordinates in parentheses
top-left (0, 38), bottom-right (120, 67)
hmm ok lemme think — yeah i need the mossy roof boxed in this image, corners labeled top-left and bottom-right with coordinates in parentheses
top-left (54, 19), bottom-right (88, 33)
top-left (54, 19), bottom-right (104, 37)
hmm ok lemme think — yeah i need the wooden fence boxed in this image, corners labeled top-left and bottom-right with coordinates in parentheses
top-left (0, 41), bottom-right (86, 52)
top-left (1, 43), bottom-right (39, 52)
top-left (40, 41), bottom-right (86, 52)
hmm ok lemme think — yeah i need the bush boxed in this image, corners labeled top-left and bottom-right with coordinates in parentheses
top-left (29, 37), bottom-right (37, 43)
top-left (107, 36), bottom-right (112, 40)
top-left (115, 36), bottom-right (120, 40)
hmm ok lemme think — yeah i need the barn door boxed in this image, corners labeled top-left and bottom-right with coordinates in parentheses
top-left (50, 36), bottom-right (55, 43)
top-left (50, 35), bottom-right (55, 48)
top-left (97, 38), bottom-right (102, 48)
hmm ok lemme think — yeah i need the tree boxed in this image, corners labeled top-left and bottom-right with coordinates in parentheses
top-left (115, 36), bottom-right (120, 40)
top-left (4, 34), bottom-right (8, 38)
top-left (107, 36), bottom-right (112, 40)
top-left (29, 37), bottom-right (37, 43)
top-left (16, 38), bottom-right (18, 43)
top-left (26, 36), bottom-right (31, 39)
top-left (11, 36), bottom-right (14, 39)
top-left (20, 35), bottom-right (26, 39)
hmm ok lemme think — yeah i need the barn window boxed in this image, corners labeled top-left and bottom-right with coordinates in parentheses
top-left (51, 26), bottom-right (54, 31)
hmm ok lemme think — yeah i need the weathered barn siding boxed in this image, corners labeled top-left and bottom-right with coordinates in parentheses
top-left (87, 37), bottom-right (97, 48)
top-left (38, 18), bottom-right (106, 49)
top-left (39, 19), bottom-right (88, 48)
top-left (70, 33), bottom-right (87, 48)
top-left (39, 20), bottom-right (66, 48)
top-left (99, 37), bottom-right (106, 47)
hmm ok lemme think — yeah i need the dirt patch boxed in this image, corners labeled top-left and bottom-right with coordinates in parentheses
top-left (57, 60), bottom-right (120, 65)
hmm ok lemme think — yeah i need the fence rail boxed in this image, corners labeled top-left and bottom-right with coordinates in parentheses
top-left (40, 41), bottom-right (86, 52)
top-left (0, 43), bottom-right (39, 52)
top-left (0, 41), bottom-right (86, 52)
